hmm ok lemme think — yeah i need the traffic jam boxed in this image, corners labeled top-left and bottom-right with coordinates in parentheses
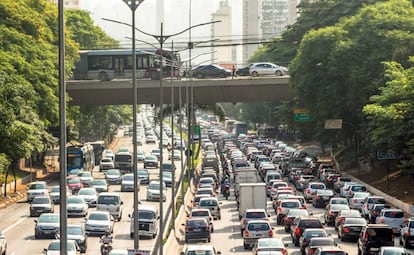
top-left (181, 124), bottom-right (413, 255)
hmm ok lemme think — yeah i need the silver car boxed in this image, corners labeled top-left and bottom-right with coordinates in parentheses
top-left (375, 208), bottom-right (405, 234)
top-left (243, 220), bottom-right (274, 249)
top-left (249, 62), bottom-right (289, 77)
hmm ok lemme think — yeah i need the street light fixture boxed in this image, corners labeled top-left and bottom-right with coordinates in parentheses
top-left (121, 0), bottom-right (145, 250)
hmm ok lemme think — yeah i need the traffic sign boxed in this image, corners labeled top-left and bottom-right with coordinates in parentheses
top-left (293, 108), bottom-right (312, 122)
top-left (324, 119), bottom-right (343, 129)
top-left (376, 149), bottom-right (400, 160)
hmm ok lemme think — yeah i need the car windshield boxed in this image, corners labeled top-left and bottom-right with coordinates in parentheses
top-left (258, 238), bottom-right (283, 247)
top-left (79, 172), bottom-right (91, 177)
top-left (192, 211), bottom-right (209, 217)
top-left (381, 248), bottom-right (407, 255)
top-left (79, 189), bottom-right (96, 195)
top-left (123, 175), bottom-right (134, 181)
top-left (288, 210), bottom-right (308, 217)
top-left (200, 199), bottom-right (218, 207)
top-left (331, 199), bottom-right (348, 204)
top-left (246, 211), bottom-right (266, 218)
top-left (247, 223), bottom-right (270, 231)
top-left (68, 226), bottom-right (84, 235)
top-left (97, 196), bottom-right (119, 204)
top-left (68, 178), bottom-right (80, 184)
top-left (186, 250), bottom-right (214, 255)
top-left (89, 213), bottom-right (109, 221)
top-left (92, 180), bottom-right (106, 185)
top-left (139, 211), bottom-right (156, 219)
top-left (107, 170), bottom-right (120, 175)
top-left (29, 183), bottom-right (46, 189)
top-left (344, 218), bottom-right (367, 225)
top-left (282, 201), bottom-right (300, 208)
top-left (384, 211), bottom-right (404, 218)
top-left (310, 238), bottom-right (335, 246)
top-left (101, 158), bottom-right (112, 163)
top-left (187, 219), bottom-right (207, 227)
top-left (149, 182), bottom-right (161, 189)
top-left (51, 186), bottom-right (60, 192)
top-left (48, 241), bottom-right (76, 251)
top-left (39, 214), bottom-right (59, 223)
top-left (138, 170), bottom-right (148, 176)
top-left (300, 219), bottom-right (323, 228)
top-left (32, 197), bottom-right (50, 204)
top-left (68, 197), bottom-right (84, 204)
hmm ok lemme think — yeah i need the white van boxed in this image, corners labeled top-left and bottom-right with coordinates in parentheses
top-left (265, 171), bottom-right (282, 185)
top-left (97, 192), bottom-right (123, 221)
top-left (129, 205), bottom-right (159, 238)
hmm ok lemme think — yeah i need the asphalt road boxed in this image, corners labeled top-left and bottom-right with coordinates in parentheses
top-left (0, 133), bottom-right (185, 255)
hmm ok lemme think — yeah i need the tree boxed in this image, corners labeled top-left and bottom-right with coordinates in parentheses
top-left (363, 60), bottom-right (414, 173)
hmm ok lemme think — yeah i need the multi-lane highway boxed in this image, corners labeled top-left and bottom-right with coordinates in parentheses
top-left (0, 130), bottom-right (183, 254)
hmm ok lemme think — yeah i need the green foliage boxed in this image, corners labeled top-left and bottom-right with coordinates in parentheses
top-left (363, 60), bottom-right (414, 173)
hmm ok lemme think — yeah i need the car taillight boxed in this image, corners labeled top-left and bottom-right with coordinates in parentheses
top-left (307, 189), bottom-right (310, 194)
top-left (285, 217), bottom-right (291, 223)
top-left (295, 227), bottom-right (301, 235)
top-left (243, 218), bottom-right (247, 224)
top-left (343, 227), bottom-right (351, 233)
top-left (381, 218), bottom-right (385, 223)
top-left (277, 207), bottom-right (282, 212)
top-left (269, 229), bottom-right (273, 236)
top-left (281, 248), bottom-right (287, 255)
top-left (309, 248), bottom-right (315, 254)
top-left (244, 230), bottom-right (249, 237)
top-left (408, 230), bottom-right (411, 236)
top-left (303, 204), bottom-right (307, 209)
top-left (353, 199), bottom-right (358, 203)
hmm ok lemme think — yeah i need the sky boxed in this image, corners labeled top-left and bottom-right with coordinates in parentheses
top-left (79, 0), bottom-right (242, 64)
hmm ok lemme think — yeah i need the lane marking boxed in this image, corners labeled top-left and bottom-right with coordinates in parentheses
top-left (3, 217), bottom-right (26, 234)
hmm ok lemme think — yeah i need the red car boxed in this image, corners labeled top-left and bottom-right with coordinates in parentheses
top-left (67, 176), bottom-right (83, 194)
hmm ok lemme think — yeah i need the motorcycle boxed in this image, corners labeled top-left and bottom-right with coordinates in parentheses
top-left (101, 242), bottom-right (112, 255)
top-left (223, 183), bottom-right (230, 200)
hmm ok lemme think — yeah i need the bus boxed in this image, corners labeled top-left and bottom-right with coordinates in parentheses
top-left (67, 143), bottom-right (95, 172)
top-left (224, 119), bottom-right (236, 133)
top-left (72, 48), bottom-right (181, 81)
top-left (88, 141), bottom-right (105, 165)
top-left (114, 151), bottom-right (132, 173)
top-left (258, 125), bottom-right (278, 139)
top-left (233, 121), bottom-right (248, 137)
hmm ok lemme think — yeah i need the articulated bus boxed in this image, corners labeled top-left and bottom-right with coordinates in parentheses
top-left (233, 121), bottom-right (248, 137)
top-left (88, 140), bottom-right (105, 165)
top-left (258, 125), bottom-right (278, 139)
top-left (67, 143), bottom-right (95, 172)
top-left (72, 48), bottom-right (180, 81)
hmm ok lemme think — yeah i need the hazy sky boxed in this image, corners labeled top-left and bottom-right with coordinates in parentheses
top-left (79, 0), bottom-right (242, 63)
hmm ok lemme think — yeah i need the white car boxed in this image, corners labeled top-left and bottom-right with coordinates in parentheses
top-left (249, 62), bottom-right (288, 77)
top-left (99, 158), bottom-right (114, 171)
top-left (43, 240), bottom-right (80, 255)
top-left (84, 211), bottom-right (114, 235)
top-left (77, 171), bottom-right (94, 187)
top-left (0, 232), bottom-right (6, 255)
top-left (348, 191), bottom-right (370, 209)
top-left (102, 149), bottom-right (115, 161)
top-left (146, 181), bottom-right (166, 202)
top-left (121, 173), bottom-right (135, 192)
top-left (27, 181), bottom-right (48, 202)
top-left (77, 188), bottom-right (97, 207)
top-left (67, 196), bottom-right (88, 217)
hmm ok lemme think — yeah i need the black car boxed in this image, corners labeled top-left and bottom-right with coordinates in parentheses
top-left (324, 204), bottom-right (350, 226)
top-left (306, 237), bottom-right (336, 255)
top-left (337, 217), bottom-right (367, 241)
top-left (290, 216), bottom-right (324, 246)
top-left (312, 189), bottom-right (334, 208)
top-left (236, 65), bottom-right (252, 76)
top-left (357, 224), bottom-right (394, 255)
top-left (192, 64), bottom-right (231, 79)
top-left (67, 224), bottom-right (88, 253)
top-left (299, 228), bottom-right (328, 254)
top-left (368, 204), bottom-right (389, 223)
top-left (182, 218), bottom-right (211, 243)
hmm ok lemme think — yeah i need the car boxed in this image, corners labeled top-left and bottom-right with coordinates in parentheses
top-left (129, 205), bottom-right (159, 238)
top-left (192, 194), bottom-right (212, 207)
top-left (0, 232), bottom-right (6, 255)
top-left (334, 209), bottom-right (362, 230)
top-left (34, 213), bottom-right (60, 239)
top-left (144, 155), bottom-right (158, 168)
top-left (77, 187), bottom-right (97, 207)
top-left (283, 208), bottom-right (309, 232)
top-left (146, 181), bottom-right (166, 201)
top-left (67, 224), bottom-right (88, 253)
top-left (339, 181), bottom-right (358, 198)
top-left (30, 196), bottom-right (54, 217)
top-left (198, 177), bottom-right (217, 190)
top-left (305, 237), bottom-right (336, 255)
top-left (375, 208), bottom-right (405, 234)
top-left (43, 239), bottom-right (80, 255)
top-left (105, 169), bottom-right (122, 184)
top-left (162, 171), bottom-right (173, 187)
top-left (337, 217), bottom-right (367, 241)
top-left (121, 173), bottom-right (135, 192)
top-left (299, 228), bottom-right (328, 254)
top-left (188, 208), bottom-right (214, 232)
top-left (196, 187), bottom-right (216, 198)
top-left (400, 217), bottom-right (414, 248)
top-left (168, 149), bottom-right (181, 160)
top-left (251, 238), bottom-right (288, 255)
top-left (182, 218), bottom-right (211, 243)
top-left (102, 149), bottom-right (115, 160)
top-left (243, 220), bottom-right (274, 249)
top-left (145, 135), bottom-right (157, 144)
top-left (313, 246), bottom-right (347, 255)
top-left (325, 173), bottom-right (341, 188)
top-left (198, 197), bottom-right (221, 220)
top-left (334, 177), bottom-right (352, 193)
top-left (67, 176), bottom-right (83, 194)
top-left (312, 189), bottom-right (334, 208)
top-left (96, 192), bottom-right (123, 221)
top-left (349, 192), bottom-right (370, 210)
top-left (138, 169), bottom-right (150, 184)
top-left (67, 168), bottom-right (82, 177)
top-left (91, 179), bottom-right (109, 193)
top-left (84, 211), bottom-right (114, 235)
top-left (109, 249), bottom-right (128, 255)
top-left (276, 199), bottom-right (302, 225)
top-left (67, 196), bottom-right (88, 217)
top-left (368, 204), bottom-right (389, 223)
top-left (377, 246), bottom-right (410, 255)
top-left (236, 64), bottom-right (252, 76)
top-left (161, 162), bottom-right (176, 172)
top-left (180, 244), bottom-right (221, 255)
top-left (27, 181), bottom-right (48, 202)
top-left (324, 204), bottom-right (350, 226)
top-left (77, 171), bottom-right (94, 187)
top-left (49, 185), bottom-right (70, 204)
top-left (361, 196), bottom-right (386, 219)
top-left (357, 224), bottom-right (394, 255)
top-left (99, 158), bottom-right (114, 171)
top-left (137, 150), bottom-right (145, 162)
top-left (240, 208), bottom-right (270, 234)
top-left (150, 149), bottom-right (161, 159)
top-left (249, 62), bottom-right (289, 77)
top-left (290, 216), bottom-right (324, 246)
top-left (326, 197), bottom-right (349, 208)
top-left (345, 184), bottom-right (367, 199)
top-left (192, 64), bottom-right (231, 79)
top-left (304, 182), bottom-right (326, 202)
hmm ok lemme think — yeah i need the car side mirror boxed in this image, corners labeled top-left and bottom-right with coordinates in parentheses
top-left (217, 252), bottom-right (222, 255)
top-left (180, 252), bottom-right (185, 255)
top-left (121, 201), bottom-right (124, 205)
top-left (43, 248), bottom-right (48, 254)
top-left (181, 223), bottom-right (185, 227)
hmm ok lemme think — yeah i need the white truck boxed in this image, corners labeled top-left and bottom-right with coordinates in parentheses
top-left (233, 167), bottom-right (261, 199)
top-left (238, 182), bottom-right (267, 219)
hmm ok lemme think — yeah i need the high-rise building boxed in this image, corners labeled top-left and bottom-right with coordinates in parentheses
top-left (241, 0), bottom-right (299, 64)
top-left (49, 0), bottom-right (80, 9)
top-left (211, 0), bottom-right (233, 67)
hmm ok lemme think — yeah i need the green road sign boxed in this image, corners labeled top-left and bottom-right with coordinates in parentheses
top-left (195, 125), bottom-right (201, 136)
top-left (294, 113), bottom-right (311, 122)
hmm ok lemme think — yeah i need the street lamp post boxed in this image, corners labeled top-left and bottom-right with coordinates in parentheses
top-left (121, 0), bottom-right (145, 250)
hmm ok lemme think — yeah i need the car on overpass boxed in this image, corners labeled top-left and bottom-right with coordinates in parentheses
top-left (192, 64), bottom-right (231, 79)
top-left (249, 62), bottom-right (288, 77)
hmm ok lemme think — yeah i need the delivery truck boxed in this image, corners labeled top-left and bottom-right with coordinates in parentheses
top-left (238, 182), bottom-right (267, 219)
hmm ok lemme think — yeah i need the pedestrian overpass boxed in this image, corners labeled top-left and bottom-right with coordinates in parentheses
top-left (66, 77), bottom-right (291, 106)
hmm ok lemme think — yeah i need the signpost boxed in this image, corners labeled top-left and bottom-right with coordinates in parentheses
top-left (376, 149), bottom-right (400, 191)
top-left (293, 108), bottom-right (312, 122)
